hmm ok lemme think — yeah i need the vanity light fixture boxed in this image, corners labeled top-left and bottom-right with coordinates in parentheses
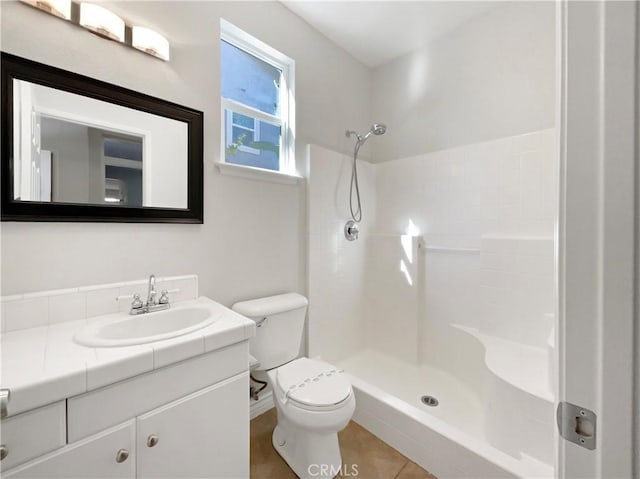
top-left (20, 0), bottom-right (72, 20)
top-left (132, 26), bottom-right (170, 61)
top-left (79, 3), bottom-right (125, 42)
top-left (18, 0), bottom-right (172, 62)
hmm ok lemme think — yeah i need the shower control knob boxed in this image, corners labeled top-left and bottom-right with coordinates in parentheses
top-left (344, 220), bottom-right (359, 241)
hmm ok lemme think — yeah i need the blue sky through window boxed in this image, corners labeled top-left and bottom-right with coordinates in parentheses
top-left (221, 40), bottom-right (281, 116)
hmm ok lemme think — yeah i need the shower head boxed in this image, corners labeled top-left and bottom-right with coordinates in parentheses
top-left (371, 123), bottom-right (387, 135)
top-left (346, 123), bottom-right (387, 144)
top-left (362, 123), bottom-right (387, 141)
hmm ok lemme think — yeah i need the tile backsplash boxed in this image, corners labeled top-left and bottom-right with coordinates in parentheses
top-left (1, 275), bottom-right (198, 333)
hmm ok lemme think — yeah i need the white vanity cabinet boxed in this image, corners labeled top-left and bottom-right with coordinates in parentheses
top-left (2, 342), bottom-right (250, 479)
top-left (4, 421), bottom-right (137, 479)
top-left (136, 374), bottom-right (248, 479)
top-left (0, 401), bottom-right (67, 471)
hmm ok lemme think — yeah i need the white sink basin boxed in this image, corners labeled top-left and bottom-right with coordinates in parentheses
top-left (74, 305), bottom-right (219, 347)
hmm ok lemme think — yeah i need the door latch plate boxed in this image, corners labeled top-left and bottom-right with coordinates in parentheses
top-left (557, 401), bottom-right (596, 450)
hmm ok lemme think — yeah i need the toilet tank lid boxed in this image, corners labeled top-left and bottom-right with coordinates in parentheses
top-left (231, 293), bottom-right (308, 317)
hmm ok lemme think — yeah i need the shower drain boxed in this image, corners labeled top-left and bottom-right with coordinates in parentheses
top-left (420, 395), bottom-right (439, 407)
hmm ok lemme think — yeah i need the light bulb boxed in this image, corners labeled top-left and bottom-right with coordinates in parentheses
top-left (132, 26), bottom-right (170, 61)
top-left (80, 3), bottom-right (125, 42)
top-left (20, 0), bottom-right (72, 20)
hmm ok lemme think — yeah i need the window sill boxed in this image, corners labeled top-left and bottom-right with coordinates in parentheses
top-left (215, 162), bottom-right (302, 185)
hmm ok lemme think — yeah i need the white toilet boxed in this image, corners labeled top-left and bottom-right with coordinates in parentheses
top-left (232, 293), bottom-right (355, 479)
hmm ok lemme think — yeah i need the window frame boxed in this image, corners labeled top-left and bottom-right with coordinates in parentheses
top-left (220, 19), bottom-right (296, 176)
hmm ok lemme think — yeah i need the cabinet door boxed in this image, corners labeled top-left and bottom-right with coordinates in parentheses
top-left (0, 401), bottom-right (66, 472)
top-left (137, 372), bottom-right (249, 479)
top-left (4, 420), bottom-right (135, 479)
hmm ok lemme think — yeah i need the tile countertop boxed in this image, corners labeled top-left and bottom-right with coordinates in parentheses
top-left (1, 296), bottom-right (256, 417)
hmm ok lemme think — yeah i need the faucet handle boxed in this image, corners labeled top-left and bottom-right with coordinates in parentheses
top-left (158, 290), bottom-right (170, 305)
top-left (131, 294), bottom-right (143, 309)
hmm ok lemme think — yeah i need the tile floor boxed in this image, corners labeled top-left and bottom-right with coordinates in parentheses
top-left (250, 409), bottom-right (437, 479)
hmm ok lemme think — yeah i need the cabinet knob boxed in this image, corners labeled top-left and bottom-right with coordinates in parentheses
top-left (0, 389), bottom-right (9, 419)
top-left (0, 445), bottom-right (8, 461)
top-left (146, 435), bottom-right (159, 447)
top-left (115, 448), bottom-right (129, 463)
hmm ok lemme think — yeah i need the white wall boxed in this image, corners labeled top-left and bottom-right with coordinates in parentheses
top-left (371, 1), bottom-right (555, 162)
top-left (40, 118), bottom-right (90, 203)
top-left (0, 1), bottom-right (371, 307)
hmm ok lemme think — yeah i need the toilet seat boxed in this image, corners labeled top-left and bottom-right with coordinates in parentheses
top-left (275, 358), bottom-right (352, 409)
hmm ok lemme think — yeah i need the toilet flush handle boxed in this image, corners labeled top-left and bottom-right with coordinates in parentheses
top-left (255, 317), bottom-right (267, 328)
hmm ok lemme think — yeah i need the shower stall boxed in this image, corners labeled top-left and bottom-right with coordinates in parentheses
top-left (306, 127), bottom-right (557, 478)
top-left (304, 2), bottom-right (640, 476)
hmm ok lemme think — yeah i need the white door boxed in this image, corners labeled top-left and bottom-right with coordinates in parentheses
top-left (136, 373), bottom-right (249, 479)
top-left (4, 421), bottom-right (135, 479)
top-left (557, 1), bottom-right (638, 477)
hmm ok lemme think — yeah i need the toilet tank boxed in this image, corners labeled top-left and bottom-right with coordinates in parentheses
top-left (232, 293), bottom-right (308, 371)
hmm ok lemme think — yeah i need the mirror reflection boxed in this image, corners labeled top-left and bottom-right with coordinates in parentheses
top-left (12, 79), bottom-right (189, 209)
top-left (38, 118), bottom-right (144, 206)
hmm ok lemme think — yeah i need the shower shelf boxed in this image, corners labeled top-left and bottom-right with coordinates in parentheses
top-left (419, 244), bottom-right (481, 254)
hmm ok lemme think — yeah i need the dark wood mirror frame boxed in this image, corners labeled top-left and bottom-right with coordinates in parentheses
top-left (1, 52), bottom-right (204, 223)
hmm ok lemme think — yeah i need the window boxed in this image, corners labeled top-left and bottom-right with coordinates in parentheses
top-left (225, 111), bottom-right (260, 156)
top-left (220, 19), bottom-right (295, 176)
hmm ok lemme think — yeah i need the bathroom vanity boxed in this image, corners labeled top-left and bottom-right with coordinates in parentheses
top-left (0, 279), bottom-right (255, 478)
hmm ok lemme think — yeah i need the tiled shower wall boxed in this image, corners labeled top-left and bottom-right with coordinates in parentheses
top-left (309, 129), bottom-right (558, 470)
top-left (308, 128), bottom-right (557, 364)
top-left (307, 145), bottom-right (376, 362)
top-left (375, 129), bottom-right (556, 241)
top-left (371, 129), bottom-right (557, 354)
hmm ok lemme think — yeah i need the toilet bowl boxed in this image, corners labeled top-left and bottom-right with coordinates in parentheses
top-left (268, 357), bottom-right (356, 478)
top-left (232, 294), bottom-right (355, 479)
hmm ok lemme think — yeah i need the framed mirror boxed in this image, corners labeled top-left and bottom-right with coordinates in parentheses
top-left (1, 52), bottom-right (203, 223)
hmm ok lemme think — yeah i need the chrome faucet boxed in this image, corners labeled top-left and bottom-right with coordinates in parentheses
top-left (147, 274), bottom-right (157, 306)
top-left (130, 274), bottom-right (171, 315)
